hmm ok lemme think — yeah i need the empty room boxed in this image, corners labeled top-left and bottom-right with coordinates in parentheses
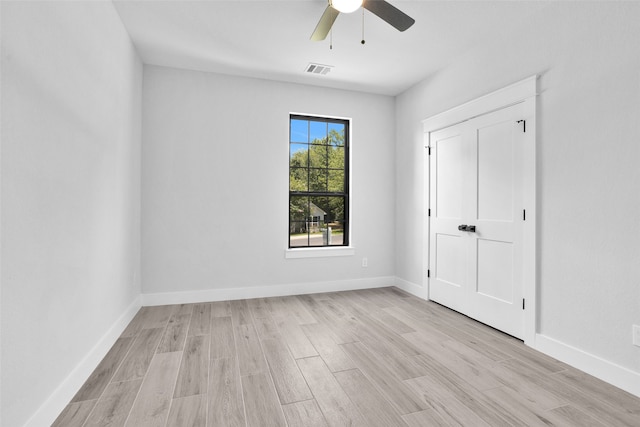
top-left (1, 0), bottom-right (640, 426)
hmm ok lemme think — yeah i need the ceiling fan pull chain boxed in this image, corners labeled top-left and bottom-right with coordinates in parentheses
top-left (361, 8), bottom-right (366, 45)
top-left (330, 29), bottom-right (333, 50)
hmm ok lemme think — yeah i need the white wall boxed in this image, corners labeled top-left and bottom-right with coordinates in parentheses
top-left (142, 66), bottom-right (395, 298)
top-left (1, 2), bottom-right (142, 426)
top-left (396, 2), bottom-right (640, 380)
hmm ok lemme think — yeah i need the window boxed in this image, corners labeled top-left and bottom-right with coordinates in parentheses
top-left (289, 115), bottom-right (349, 248)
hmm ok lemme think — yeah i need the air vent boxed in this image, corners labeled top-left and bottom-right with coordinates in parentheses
top-left (305, 63), bottom-right (333, 75)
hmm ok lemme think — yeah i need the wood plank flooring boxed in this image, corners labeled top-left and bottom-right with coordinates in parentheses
top-left (54, 287), bottom-right (640, 426)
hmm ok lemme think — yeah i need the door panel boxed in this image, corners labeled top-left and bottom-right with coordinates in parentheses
top-left (429, 103), bottom-right (524, 339)
top-left (435, 234), bottom-right (465, 287)
top-left (476, 239), bottom-right (514, 303)
top-left (477, 121), bottom-right (514, 221)
top-left (435, 134), bottom-right (463, 219)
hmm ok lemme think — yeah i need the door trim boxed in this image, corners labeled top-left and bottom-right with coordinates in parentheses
top-left (422, 75), bottom-right (538, 346)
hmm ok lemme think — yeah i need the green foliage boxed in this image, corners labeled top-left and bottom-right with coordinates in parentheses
top-left (290, 130), bottom-right (345, 194)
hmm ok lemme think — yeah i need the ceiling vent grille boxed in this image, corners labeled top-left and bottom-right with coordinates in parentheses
top-left (305, 63), bottom-right (333, 75)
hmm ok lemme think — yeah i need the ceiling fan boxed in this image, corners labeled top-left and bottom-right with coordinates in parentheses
top-left (311, 0), bottom-right (415, 41)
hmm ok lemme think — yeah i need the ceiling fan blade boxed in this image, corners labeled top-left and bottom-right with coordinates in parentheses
top-left (311, 5), bottom-right (340, 41)
top-left (363, 0), bottom-right (415, 32)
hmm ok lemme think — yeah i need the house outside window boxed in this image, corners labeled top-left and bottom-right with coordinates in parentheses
top-left (289, 114), bottom-right (349, 248)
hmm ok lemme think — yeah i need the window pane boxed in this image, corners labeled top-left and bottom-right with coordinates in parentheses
top-left (308, 232), bottom-right (325, 247)
top-left (289, 225), bottom-right (309, 247)
top-left (310, 121), bottom-right (327, 144)
top-left (328, 169), bottom-right (344, 192)
top-left (309, 145), bottom-right (328, 169)
top-left (328, 146), bottom-right (344, 169)
top-left (328, 123), bottom-right (345, 147)
top-left (290, 196), bottom-right (309, 220)
top-left (309, 169), bottom-right (328, 192)
top-left (311, 196), bottom-right (345, 222)
top-left (307, 197), bottom-right (326, 247)
top-left (291, 120), bottom-right (308, 143)
top-left (309, 196), bottom-right (328, 219)
top-left (290, 144), bottom-right (308, 167)
top-left (327, 220), bottom-right (346, 246)
top-left (290, 168), bottom-right (308, 191)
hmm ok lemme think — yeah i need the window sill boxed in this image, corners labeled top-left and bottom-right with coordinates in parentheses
top-left (285, 246), bottom-right (355, 259)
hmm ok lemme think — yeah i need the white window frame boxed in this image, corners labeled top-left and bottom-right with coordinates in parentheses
top-left (285, 112), bottom-right (354, 259)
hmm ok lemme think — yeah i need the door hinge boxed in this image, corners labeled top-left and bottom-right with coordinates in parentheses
top-left (427, 269), bottom-right (431, 278)
top-left (428, 208), bottom-right (431, 217)
top-left (523, 209), bottom-right (526, 221)
top-left (427, 146), bottom-right (431, 155)
top-left (517, 119), bottom-right (526, 133)
top-left (522, 299), bottom-right (525, 310)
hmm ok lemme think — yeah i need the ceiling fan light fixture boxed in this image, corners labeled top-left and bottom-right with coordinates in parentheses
top-left (311, 0), bottom-right (414, 41)
top-left (330, 0), bottom-right (363, 14)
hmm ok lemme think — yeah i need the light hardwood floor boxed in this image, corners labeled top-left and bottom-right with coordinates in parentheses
top-left (54, 287), bottom-right (640, 426)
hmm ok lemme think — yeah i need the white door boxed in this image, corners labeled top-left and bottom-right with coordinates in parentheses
top-left (429, 103), bottom-right (525, 339)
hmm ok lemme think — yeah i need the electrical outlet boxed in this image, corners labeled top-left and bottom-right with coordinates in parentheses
top-left (362, 257), bottom-right (368, 268)
top-left (633, 325), bottom-right (640, 347)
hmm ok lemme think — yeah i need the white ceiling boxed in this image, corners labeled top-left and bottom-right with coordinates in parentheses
top-left (113, 0), bottom-right (552, 96)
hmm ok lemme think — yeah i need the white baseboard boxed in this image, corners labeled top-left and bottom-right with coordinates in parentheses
top-left (393, 277), bottom-right (427, 299)
top-left (534, 334), bottom-right (640, 398)
top-left (25, 296), bottom-right (142, 427)
top-left (141, 276), bottom-right (396, 306)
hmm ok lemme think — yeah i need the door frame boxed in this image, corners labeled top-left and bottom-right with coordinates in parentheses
top-left (422, 76), bottom-right (538, 345)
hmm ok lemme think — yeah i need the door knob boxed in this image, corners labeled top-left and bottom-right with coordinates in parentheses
top-left (458, 224), bottom-right (467, 231)
top-left (458, 224), bottom-right (476, 232)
